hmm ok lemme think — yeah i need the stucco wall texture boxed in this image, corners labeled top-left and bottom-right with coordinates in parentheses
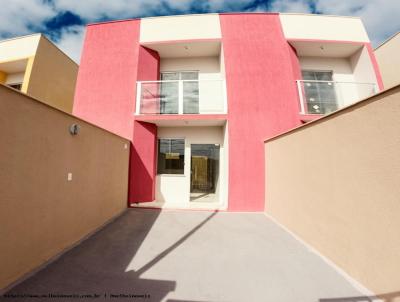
top-left (0, 85), bottom-right (130, 290)
top-left (27, 36), bottom-right (78, 113)
top-left (375, 33), bottom-right (400, 90)
top-left (264, 85), bottom-right (400, 294)
top-left (220, 13), bottom-right (302, 211)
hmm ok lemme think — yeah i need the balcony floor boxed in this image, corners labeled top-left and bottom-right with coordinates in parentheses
top-left (4, 209), bottom-right (366, 302)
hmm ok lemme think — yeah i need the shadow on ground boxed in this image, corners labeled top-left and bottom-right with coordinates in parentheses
top-left (2, 209), bottom-right (217, 302)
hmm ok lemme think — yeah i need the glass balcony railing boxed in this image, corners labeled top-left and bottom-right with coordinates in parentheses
top-left (135, 79), bottom-right (227, 115)
top-left (296, 80), bottom-right (378, 115)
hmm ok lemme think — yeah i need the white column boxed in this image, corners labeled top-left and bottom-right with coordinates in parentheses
top-left (178, 80), bottom-right (183, 114)
top-left (297, 80), bottom-right (306, 114)
top-left (135, 82), bottom-right (142, 115)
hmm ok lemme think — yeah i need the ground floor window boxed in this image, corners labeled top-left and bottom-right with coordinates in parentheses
top-left (157, 138), bottom-right (185, 174)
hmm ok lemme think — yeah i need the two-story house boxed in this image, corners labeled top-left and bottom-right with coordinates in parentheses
top-left (73, 13), bottom-right (383, 211)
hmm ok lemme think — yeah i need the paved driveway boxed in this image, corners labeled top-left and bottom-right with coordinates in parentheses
top-left (3, 209), bottom-right (365, 302)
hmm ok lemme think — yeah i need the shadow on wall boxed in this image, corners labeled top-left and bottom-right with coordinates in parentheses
top-left (129, 143), bottom-right (154, 204)
top-left (320, 291), bottom-right (400, 301)
top-left (3, 209), bottom-right (217, 302)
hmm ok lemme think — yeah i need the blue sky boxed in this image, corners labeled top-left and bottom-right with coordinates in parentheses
top-left (0, 0), bottom-right (399, 63)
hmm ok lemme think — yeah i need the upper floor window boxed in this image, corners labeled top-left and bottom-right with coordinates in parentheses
top-left (160, 71), bottom-right (199, 114)
top-left (301, 70), bottom-right (338, 114)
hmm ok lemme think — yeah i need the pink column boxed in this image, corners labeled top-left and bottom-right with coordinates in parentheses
top-left (220, 13), bottom-right (302, 211)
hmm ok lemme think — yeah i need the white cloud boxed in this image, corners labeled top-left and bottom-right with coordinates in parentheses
top-left (52, 0), bottom-right (143, 21)
top-left (0, 0), bottom-right (56, 37)
top-left (269, 0), bottom-right (312, 13)
top-left (313, 0), bottom-right (400, 45)
top-left (54, 25), bottom-right (85, 63)
top-left (270, 0), bottom-right (400, 45)
top-left (0, 0), bottom-right (399, 62)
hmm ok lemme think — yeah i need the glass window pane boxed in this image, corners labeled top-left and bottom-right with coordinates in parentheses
top-left (302, 70), bottom-right (337, 114)
top-left (161, 72), bottom-right (179, 80)
top-left (181, 72), bottom-right (198, 80)
top-left (157, 139), bottom-right (185, 174)
top-left (183, 81), bottom-right (199, 114)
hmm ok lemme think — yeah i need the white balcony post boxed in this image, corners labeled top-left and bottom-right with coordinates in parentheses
top-left (297, 80), bottom-right (306, 114)
top-left (222, 79), bottom-right (228, 114)
top-left (135, 82), bottom-right (142, 115)
top-left (178, 80), bottom-right (184, 114)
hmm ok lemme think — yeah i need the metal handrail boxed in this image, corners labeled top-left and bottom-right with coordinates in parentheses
top-left (296, 80), bottom-right (377, 85)
top-left (135, 79), bottom-right (227, 115)
top-left (137, 79), bottom-right (224, 83)
top-left (296, 80), bottom-right (378, 115)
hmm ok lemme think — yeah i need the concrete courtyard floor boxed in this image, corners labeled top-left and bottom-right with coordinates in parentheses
top-left (4, 209), bottom-right (366, 302)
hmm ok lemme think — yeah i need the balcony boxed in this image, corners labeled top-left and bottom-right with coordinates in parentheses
top-left (135, 79), bottom-right (227, 115)
top-left (296, 80), bottom-right (377, 115)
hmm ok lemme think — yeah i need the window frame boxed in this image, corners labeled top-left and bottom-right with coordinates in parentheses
top-left (157, 137), bottom-right (186, 176)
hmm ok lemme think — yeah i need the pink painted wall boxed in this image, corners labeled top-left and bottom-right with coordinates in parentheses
top-left (73, 21), bottom-right (160, 204)
top-left (73, 20), bottom-right (140, 140)
top-left (130, 46), bottom-right (160, 203)
top-left (130, 121), bottom-right (157, 203)
top-left (220, 13), bottom-right (302, 211)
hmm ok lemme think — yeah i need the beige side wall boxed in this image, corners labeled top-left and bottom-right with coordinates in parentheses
top-left (0, 85), bottom-right (130, 290)
top-left (26, 36), bottom-right (78, 113)
top-left (375, 33), bottom-right (400, 89)
top-left (264, 86), bottom-right (400, 294)
top-left (279, 14), bottom-right (370, 42)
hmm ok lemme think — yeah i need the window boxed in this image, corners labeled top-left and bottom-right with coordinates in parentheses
top-left (302, 70), bottom-right (338, 114)
top-left (157, 139), bottom-right (185, 174)
top-left (160, 71), bottom-right (199, 114)
top-left (8, 83), bottom-right (22, 91)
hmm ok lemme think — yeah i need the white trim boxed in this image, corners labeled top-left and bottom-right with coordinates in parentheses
top-left (135, 82), bottom-right (142, 115)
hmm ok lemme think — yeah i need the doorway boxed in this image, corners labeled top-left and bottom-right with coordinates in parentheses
top-left (190, 144), bottom-right (220, 202)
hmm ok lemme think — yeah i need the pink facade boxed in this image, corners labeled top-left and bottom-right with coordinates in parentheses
top-left (73, 20), bottom-right (140, 140)
top-left (220, 14), bottom-right (302, 211)
top-left (73, 13), bottom-right (383, 212)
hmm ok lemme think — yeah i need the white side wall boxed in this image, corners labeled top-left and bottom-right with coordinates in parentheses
top-left (300, 57), bottom-right (358, 107)
top-left (140, 14), bottom-right (221, 43)
top-left (160, 57), bottom-right (225, 113)
top-left (156, 126), bottom-right (226, 208)
top-left (0, 34), bottom-right (40, 62)
top-left (5, 72), bottom-right (25, 85)
top-left (375, 33), bottom-right (400, 89)
top-left (280, 14), bottom-right (370, 42)
top-left (350, 46), bottom-right (379, 98)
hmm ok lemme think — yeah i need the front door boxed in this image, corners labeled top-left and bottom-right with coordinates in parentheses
top-left (190, 144), bottom-right (220, 201)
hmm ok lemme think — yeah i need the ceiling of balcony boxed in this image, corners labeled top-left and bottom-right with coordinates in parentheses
top-left (0, 58), bottom-right (28, 73)
top-left (289, 40), bottom-right (364, 58)
top-left (142, 40), bottom-right (221, 58)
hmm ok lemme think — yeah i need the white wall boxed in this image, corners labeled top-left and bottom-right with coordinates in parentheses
top-left (5, 72), bottom-right (25, 85)
top-left (375, 33), bottom-right (400, 89)
top-left (156, 126), bottom-right (226, 208)
top-left (0, 34), bottom-right (40, 62)
top-left (160, 57), bottom-right (225, 113)
top-left (300, 57), bottom-right (359, 107)
top-left (280, 14), bottom-right (370, 43)
top-left (140, 14), bottom-right (221, 43)
top-left (350, 46), bottom-right (379, 98)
